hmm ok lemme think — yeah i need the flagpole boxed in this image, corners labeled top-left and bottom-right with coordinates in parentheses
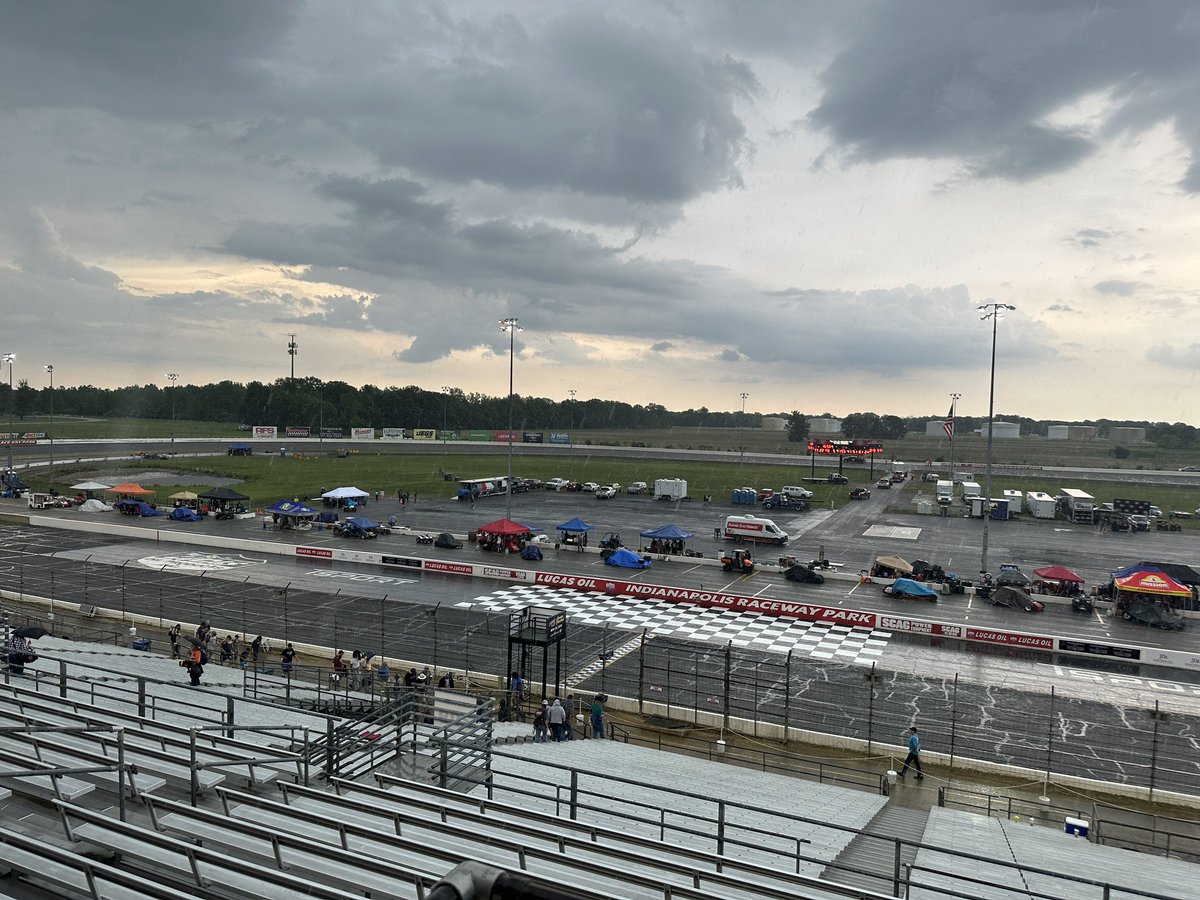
top-left (948, 393), bottom-right (960, 479)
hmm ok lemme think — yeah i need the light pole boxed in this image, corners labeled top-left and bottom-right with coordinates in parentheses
top-left (738, 392), bottom-right (749, 466)
top-left (43, 365), bottom-right (54, 472)
top-left (568, 389), bottom-right (576, 446)
top-left (499, 318), bottom-right (522, 521)
top-left (165, 373), bottom-right (179, 454)
top-left (442, 386), bottom-right (452, 457)
top-left (287, 333), bottom-right (298, 382)
top-left (978, 303), bottom-right (1015, 577)
top-left (3, 353), bottom-right (14, 474)
top-left (947, 392), bottom-right (960, 477)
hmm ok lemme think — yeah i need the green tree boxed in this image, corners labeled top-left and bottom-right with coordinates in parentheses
top-left (1112, 445), bottom-right (1130, 459)
top-left (14, 379), bottom-right (34, 420)
top-left (786, 412), bottom-right (809, 443)
top-left (841, 412), bottom-right (883, 438)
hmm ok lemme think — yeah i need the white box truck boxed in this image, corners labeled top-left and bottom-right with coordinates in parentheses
top-left (723, 515), bottom-right (789, 545)
top-left (653, 478), bottom-right (688, 501)
top-left (1025, 491), bottom-right (1056, 519)
top-left (961, 481), bottom-right (982, 503)
top-left (936, 480), bottom-right (954, 505)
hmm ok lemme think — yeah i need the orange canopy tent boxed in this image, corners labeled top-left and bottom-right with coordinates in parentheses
top-left (1113, 570), bottom-right (1192, 597)
top-left (105, 482), bottom-right (156, 496)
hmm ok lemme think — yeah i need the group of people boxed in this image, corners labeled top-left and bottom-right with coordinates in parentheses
top-left (328, 650), bottom-right (457, 692)
top-left (531, 693), bottom-right (608, 741)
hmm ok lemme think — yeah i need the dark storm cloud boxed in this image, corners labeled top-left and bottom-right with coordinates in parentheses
top-left (0, 1), bottom-right (293, 116)
top-left (349, 8), bottom-right (756, 205)
top-left (808, 1), bottom-right (1200, 188)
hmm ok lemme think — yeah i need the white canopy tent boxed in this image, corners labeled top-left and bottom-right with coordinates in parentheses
top-left (71, 481), bottom-right (112, 491)
top-left (321, 486), bottom-right (369, 499)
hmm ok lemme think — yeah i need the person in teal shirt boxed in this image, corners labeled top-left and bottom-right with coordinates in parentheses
top-left (899, 726), bottom-right (924, 779)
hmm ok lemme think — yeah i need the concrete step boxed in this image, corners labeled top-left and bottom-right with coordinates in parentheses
top-left (821, 801), bottom-right (929, 894)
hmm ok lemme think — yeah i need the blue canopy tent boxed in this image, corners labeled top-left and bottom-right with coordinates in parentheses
top-left (605, 547), bottom-right (651, 569)
top-left (640, 523), bottom-right (694, 554)
top-left (264, 499), bottom-right (318, 530)
top-left (169, 507), bottom-right (202, 522)
top-left (556, 516), bottom-right (593, 547)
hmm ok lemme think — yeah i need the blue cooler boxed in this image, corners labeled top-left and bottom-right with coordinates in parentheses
top-left (132, 638), bottom-right (151, 652)
top-left (1065, 817), bottom-right (1090, 837)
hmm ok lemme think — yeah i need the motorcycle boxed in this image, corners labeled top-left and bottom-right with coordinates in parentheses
top-left (415, 533), bottom-right (435, 545)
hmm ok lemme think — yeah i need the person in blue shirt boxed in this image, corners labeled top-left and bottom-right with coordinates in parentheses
top-left (899, 726), bottom-right (924, 780)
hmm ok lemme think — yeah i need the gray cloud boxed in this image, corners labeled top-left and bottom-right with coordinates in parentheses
top-left (1094, 280), bottom-right (1147, 296)
top-left (1068, 228), bottom-right (1112, 248)
top-left (650, 341), bottom-right (673, 352)
top-left (808, 1), bottom-right (1200, 188)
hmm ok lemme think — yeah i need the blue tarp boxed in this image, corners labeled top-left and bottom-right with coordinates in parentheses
top-left (116, 500), bottom-right (163, 517)
top-left (264, 500), bottom-right (317, 516)
top-left (888, 578), bottom-right (939, 599)
top-left (229, 443), bottom-right (251, 451)
top-left (639, 523), bottom-right (694, 540)
top-left (169, 507), bottom-right (202, 522)
top-left (605, 548), bottom-right (651, 569)
top-left (345, 516), bottom-right (379, 529)
top-left (521, 545), bottom-right (543, 561)
top-left (557, 517), bottom-right (593, 533)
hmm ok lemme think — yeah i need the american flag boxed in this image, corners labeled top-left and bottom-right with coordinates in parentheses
top-left (943, 405), bottom-right (955, 442)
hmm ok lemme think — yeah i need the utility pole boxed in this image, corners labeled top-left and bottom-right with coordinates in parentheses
top-left (738, 392), bottom-right (749, 467)
top-left (978, 303), bottom-right (1016, 577)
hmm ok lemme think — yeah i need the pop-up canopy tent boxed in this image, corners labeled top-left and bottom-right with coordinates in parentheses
top-left (199, 485), bottom-right (251, 515)
top-left (107, 482), bottom-right (156, 499)
top-left (1113, 570), bottom-right (1192, 596)
top-left (640, 524), bottom-right (694, 541)
top-left (322, 487), bottom-right (369, 500)
top-left (1033, 565), bottom-right (1083, 583)
top-left (874, 555), bottom-right (913, 574)
top-left (557, 517), bottom-right (593, 534)
top-left (71, 480), bottom-right (111, 499)
top-left (169, 491), bottom-right (199, 501)
top-left (1114, 561), bottom-right (1200, 586)
top-left (478, 518), bottom-right (532, 536)
top-left (264, 499), bottom-right (317, 520)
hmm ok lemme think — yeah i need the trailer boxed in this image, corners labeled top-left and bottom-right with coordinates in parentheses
top-left (653, 478), bottom-right (688, 501)
top-left (457, 476), bottom-right (509, 500)
top-left (1025, 491), bottom-right (1056, 519)
top-left (1003, 490), bottom-right (1023, 516)
top-left (1061, 488), bottom-right (1095, 524)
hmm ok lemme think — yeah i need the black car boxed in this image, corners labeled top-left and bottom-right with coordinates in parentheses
top-left (848, 487), bottom-right (871, 500)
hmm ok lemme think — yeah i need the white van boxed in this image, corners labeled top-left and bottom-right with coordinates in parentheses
top-left (723, 515), bottom-right (789, 545)
top-left (780, 485), bottom-right (814, 500)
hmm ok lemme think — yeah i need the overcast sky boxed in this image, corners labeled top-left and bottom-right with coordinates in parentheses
top-left (3, 1), bottom-right (1199, 423)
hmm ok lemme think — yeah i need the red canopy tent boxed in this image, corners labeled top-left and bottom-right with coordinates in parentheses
top-left (477, 518), bottom-right (531, 536)
top-left (1113, 570), bottom-right (1192, 596)
top-left (1033, 565), bottom-right (1083, 583)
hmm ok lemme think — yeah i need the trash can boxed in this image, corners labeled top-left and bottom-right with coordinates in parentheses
top-left (886, 770), bottom-right (899, 786)
top-left (1065, 817), bottom-right (1090, 837)
top-left (132, 638), bottom-right (151, 652)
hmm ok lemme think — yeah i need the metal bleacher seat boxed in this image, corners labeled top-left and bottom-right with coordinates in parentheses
top-left (0, 743), bottom-right (96, 802)
top-left (0, 826), bottom-right (199, 900)
top-left (0, 730), bottom-right (168, 798)
top-left (54, 799), bottom-right (372, 900)
top-left (0, 682), bottom-right (300, 788)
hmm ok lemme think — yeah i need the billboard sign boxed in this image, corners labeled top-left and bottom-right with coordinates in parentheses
top-left (320, 427), bottom-right (344, 438)
top-left (522, 432), bottom-right (544, 443)
top-left (411, 428), bottom-right (436, 441)
top-left (465, 430), bottom-right (492, 441)
top-left (351, 427), bottom-right (375, 440)
top-left (380, 427), bottom-right (406, 440)
top-left (548, 432), bottom-right (570, 444)
top-left (253, 426), bottom-right (277, 439)
top-left (494, 430), bottom-right (519, 443)
top-left (285, 426), bottom-right (311, 438)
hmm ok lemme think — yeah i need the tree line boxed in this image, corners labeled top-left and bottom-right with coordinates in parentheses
top-left (1, 378), bottom-right (1195, 447)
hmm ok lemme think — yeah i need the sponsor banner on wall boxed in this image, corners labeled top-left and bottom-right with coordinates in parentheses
top-left (285, 426), bottom-right (311, 438)
top-left (253, 426), bottom-right (278, 439)
top-left (351, 427), bottom-right (375, 440)
top-left (1058, 639), bottom-right (1142, 660)
top-left (548, 432), bottom-right (570, 444)
top-left (465, 430), bottom-right (492, 441)
top-left (522, 432), bottom-right (544, 443)
top-left (1, 432), bottom-right (47, 440)
top-left (424, 560), bottom-right (474, 575)
top-left (295, 546), bottom-right (333, 559)
top-left (381, 555), bottom-right (423, 569)
top-left (380, 427), bottom-right (406, 440)
top-left (963, 627), bottom-right (1054, 650)
top-left (1139, 647), bottom-right (1200, 671)
top-left (479, 565), bottom-right (532, 582)
top-left (494, 430), bottom-right (519, 443)
top-left (440, 430), bottom-right (459, 441)
top-left (530, 572), bottom-right (878, 627)
top-left (320, 427), bottom-right (344, 438)
top-left (411, 429), bottom-right (436, 441)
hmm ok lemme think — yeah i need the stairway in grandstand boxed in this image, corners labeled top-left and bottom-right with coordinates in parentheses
top-left (821, 801), bottom-right (930, 894)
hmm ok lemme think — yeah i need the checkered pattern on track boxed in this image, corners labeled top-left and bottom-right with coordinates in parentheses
top-left (456, 584), bottom-right (890, 664)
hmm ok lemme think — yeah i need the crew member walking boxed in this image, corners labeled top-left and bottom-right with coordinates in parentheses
top-left (899, 726), bottom-right (924, 780)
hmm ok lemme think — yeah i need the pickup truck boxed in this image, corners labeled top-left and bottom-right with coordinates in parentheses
top-left (763, 495), bottom-right (808, 511)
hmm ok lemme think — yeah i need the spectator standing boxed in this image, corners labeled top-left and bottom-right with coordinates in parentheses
top-left (251, 635), bottom-right (263, 663)
top-left (377, 660), bottom-right (391, 683)
top-left (563, 695), bottom-right (576, 740)
top-left (547, 698), bottom-right (566, 742)
top-left (438, 671), bottom-right (456, 688)
top-left (280, 643), bottom-right (296, 675)
top-left (420, 666), bottom-right (433, 687)
top-left (533, 701), bottom-right (549, 743)
top-left (591, 694), bottom-right (606, 739)
top-left (196, 620), bottom-right (211, 644)
top-left (331, 649), bottom-right (346, 687)
top-left (184, 644), bottom-right (204, 687)
top-left (899, 727), bottom-right (924, 780)
top-left (205, 629), bottom-right (219, 662)
top-left (350, 650), bottom-right (363, 689)
top-left (7, 636), bottom-right (32, 674)
top-left (403, 667), bottom-right (418, 687)
top-left (168, 624), bottom-right (181, 659)
top-left (219, 635), bottom-right (234, 665)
